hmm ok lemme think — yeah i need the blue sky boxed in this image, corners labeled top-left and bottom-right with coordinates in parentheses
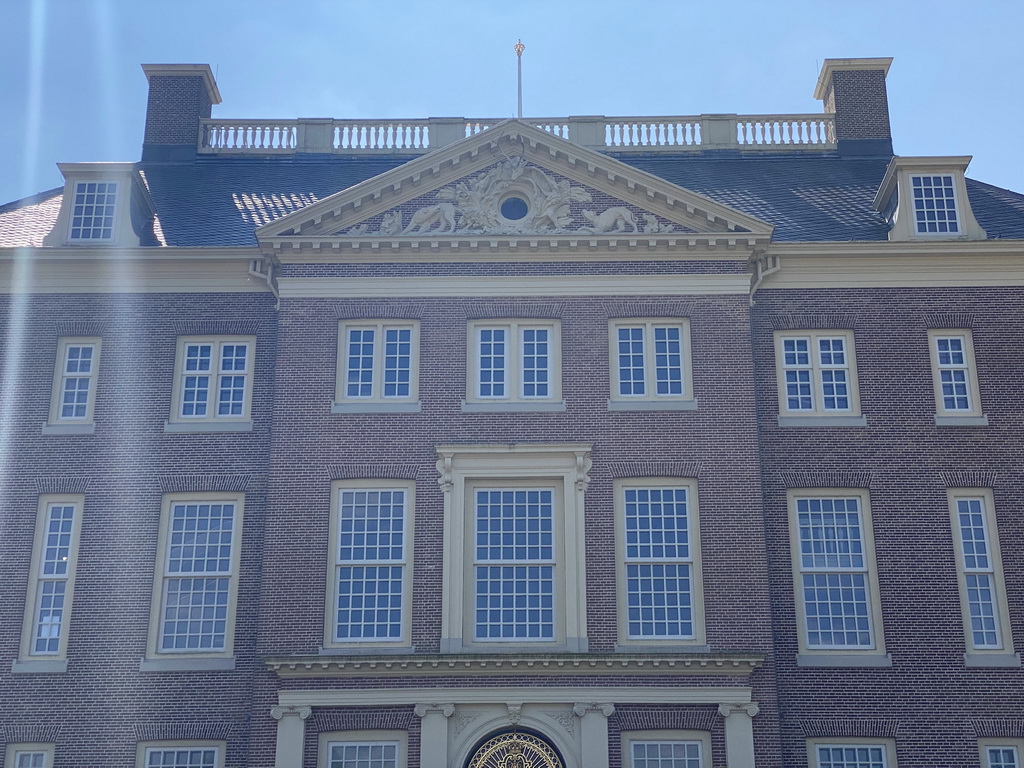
top-left (1, 0), bottom-right (1022, 207)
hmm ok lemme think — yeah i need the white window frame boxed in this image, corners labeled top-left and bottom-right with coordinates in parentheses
top-left (464, 320), bottom-right (563, 410)
top-left (168, 336), bottom-right (255, 430)
top-left (949, 489), bottom-right (1015, 661)
top-left (325, 480), bottom-right (414, 649)
top-left (807, 738), bottom-right (897, 768)
top-left (47, 337), bottom-right (101, 429)
top-left (622, 730), bottom-right (711, 768)
top-left (335, 321), bottom-right (420, 413)
top-left (318, 730), bottom-right (407, 768)
top-left (608, 319), bottom-right (695, 410)
top-left (67, 180), bottom-right (118, 242)
top-left (436, 443), bottom-right (590, 653)
top-left (19, 495), bottom-right (83, 665)
top-left (775, 331), bottom-right (861, 423)
top-left (789, 489), bottom-right (886, 661)
top-left (909, 173), bottom-right (960, 237)
top-left (146, 493), bottom-right (243, 661)
top-left (4, 743), bottom-right (54, 768)
top-left (980, 739), bottom-right (1024, 768)
top-left (928, 330), bottom-right (985, 424)
top-left (615, 479), bottom-right (704, 647)
top-left (136, 741), bottom-right (225, 768)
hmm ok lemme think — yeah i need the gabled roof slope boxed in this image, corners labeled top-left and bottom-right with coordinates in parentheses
top-left (0, 188), bottom-right (63, 247)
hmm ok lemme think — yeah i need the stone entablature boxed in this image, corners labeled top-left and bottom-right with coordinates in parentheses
top-left (265, 653), bottom-right (764, 677)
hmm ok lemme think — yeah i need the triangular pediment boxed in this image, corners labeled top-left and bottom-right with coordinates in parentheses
top-left (255, 120), bottom-right (773, 248)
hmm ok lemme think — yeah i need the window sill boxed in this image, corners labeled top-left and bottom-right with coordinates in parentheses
top-left (614, 643), bottom-right (710, 653)
top-left (40, 422), bottom-right (95, 435)
top-left (11, 658), bottom-right (68, 674)
top-left (163, 420), bottom-right (253, 433)
top-left (935, 414), bottom-right (989, 427)
top-left (964, 652), bottom-right (1021, 668)
top-left (319, 645), bottom-right (415, 655)
top-left (778, 414), bottom-right (867, 428)
top-left (332, 401), bottom-right (421, 414)
top-left (440, 636), bottom-right (588, 653)
top-left (139, 656), bottom-right (236, 672)
top-left (608, 398), bottom-right (698, 412)
top-left (797, 652), bottom-right (891, 668)
top-left (461, 400), bottom-right (566, 413)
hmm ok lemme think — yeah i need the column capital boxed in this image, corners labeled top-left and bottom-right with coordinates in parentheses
top-left (718, 702), bottom-right (760, 719)
top-left (271, 705), bottom-right (311, 721)
top-left (573, 702), bottom-right (616, 718)
top-left (414, 703), bottom-right (455, 718)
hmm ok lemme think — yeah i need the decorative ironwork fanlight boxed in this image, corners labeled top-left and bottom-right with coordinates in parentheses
top-left (466, 731), bottom-right (563, 768)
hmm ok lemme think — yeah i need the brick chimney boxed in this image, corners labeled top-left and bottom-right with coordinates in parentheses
top-left (814, 58), bottom-right (893, 157)
top-left (141, 64), bottom-right (222, 162)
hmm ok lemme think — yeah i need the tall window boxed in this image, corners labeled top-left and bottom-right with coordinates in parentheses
top-left (609, 320), bottom-right (693, 409)
top-left (910, 174), bottom-right (959, 235)
top-left (437, 443), bottom-right (590, 653)
top-left (151, 496), bottom-right (242, 656)
top-left (617, 481), bottom-right (703, 644)
top-left (791, 491), bottom-right (883, 654)
top-left (466, 321), bottom-right (561, 407)
top-left (473, 487), bottom-right (556, 641)
top-left (68, 181), bottom-right (117, 241)
top-left (776, 332), bottom-right (860, 418)
top-left (21, 496), bottom-right (82, 663)
top-left (949, 490), bottom-right (1013, 656)
top-left (329, 482), bottom-right (412, 647)
top-left (170, 337), bottom-right (255, 426)
top-left (928, 330), bottom-right (984, 421)
top-left (336, 321), bottom-right (419, 409)
top-left (48, 338), bottom-right (100, 425)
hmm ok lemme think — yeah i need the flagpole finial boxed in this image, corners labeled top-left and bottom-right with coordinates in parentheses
top-left (514, 39), bottom-right (525, 57)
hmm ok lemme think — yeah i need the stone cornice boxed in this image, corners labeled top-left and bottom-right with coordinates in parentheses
top-left (265, 652), bottom-right (764, 678)
top-left (263, 233), bottom-right (768, 257)
top-left (763, 239), bottom-right (1024, 259)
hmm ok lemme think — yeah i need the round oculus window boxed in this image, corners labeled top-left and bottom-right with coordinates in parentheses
top-left (500, 196), bottom-right (529, 221)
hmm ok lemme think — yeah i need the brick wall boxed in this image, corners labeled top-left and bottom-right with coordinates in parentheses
top-left (142, 75), bottom-right (213, 147)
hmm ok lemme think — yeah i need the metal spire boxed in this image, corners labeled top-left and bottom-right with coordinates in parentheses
top-left (514, 39), bottom-right (525, 118)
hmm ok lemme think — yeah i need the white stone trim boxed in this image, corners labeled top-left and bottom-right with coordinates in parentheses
top-left (278, 275), bottom-right (750, 299)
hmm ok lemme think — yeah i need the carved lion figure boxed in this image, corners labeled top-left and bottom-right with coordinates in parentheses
top-left (579, 206), bottom-right (639, 234)
top-left (401, 203), bottom-right (457, 235)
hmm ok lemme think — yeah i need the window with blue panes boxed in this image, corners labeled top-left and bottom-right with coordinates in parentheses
top-left (911, 174), bottom-right (959, 235)
top-left (813, 744), bottom-right (888, 768)
top-left (611, 320), bottom-right (690, 402)
top-left (985, 745), bottom-right (1021, 768)
top-left (469, 321), bottom-right (559, 403)
top-left (157, 500), bottom-right (238, 653)
top-left (340, 322), bottom-right (416, 403)
top-left (622, 485), bottom-right (697, 640)
top-left (68, 181), bottom-right (117, 241)
top-left (173, 337), bottom-right (253, 422)
top-left (929, 331), bottom-right (982, 417)
top-left (144, 746), bottom-right (220, 768)
top-left (777, 332), bottom-right (858, 416)
top-left (24, 499), bottom-right (81, 659)
top-left (333, 487), bottom-right (408, 643)
top-left (794, 494), bottom-right (879, 650)
top-left (473, 488), bottom-right (555, 640)
top-left (951, 492), bottom-right (1010, 653)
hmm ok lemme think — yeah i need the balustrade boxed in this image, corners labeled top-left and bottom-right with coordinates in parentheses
top-left (198, 113), bottom-right (835, 154)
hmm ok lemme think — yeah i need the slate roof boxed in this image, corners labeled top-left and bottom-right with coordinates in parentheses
top-left (2, 153), bottom-right (1024, 248)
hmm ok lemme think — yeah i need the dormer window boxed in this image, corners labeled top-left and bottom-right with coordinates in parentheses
top-left (872, 156), bottom-right (986, 242)
top-left (69, 182), bottom-right (118, 241)
top-left (910, 174), bottom-right (958, 235)
top-left (42, 163), bottom-right (155, 248)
